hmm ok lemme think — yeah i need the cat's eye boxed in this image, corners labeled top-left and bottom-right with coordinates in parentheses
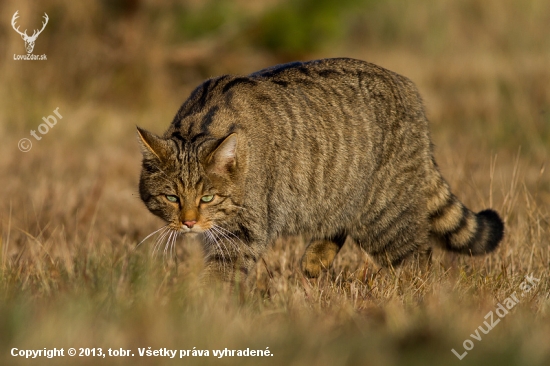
top-left (201, 195), bottom-right (214, 203)
top-left (165, 195), bottom-right (179, 203)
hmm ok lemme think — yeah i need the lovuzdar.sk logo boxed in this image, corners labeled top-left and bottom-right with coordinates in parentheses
top-left (12, 10), bottom-right (48, 61)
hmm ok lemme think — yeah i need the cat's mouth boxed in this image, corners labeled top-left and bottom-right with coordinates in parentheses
top-left (175, 223), bottom-right (207, 234)
top-left (168, 219), bottom-right (212, 235)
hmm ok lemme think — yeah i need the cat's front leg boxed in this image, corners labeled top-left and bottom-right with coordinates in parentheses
top-left (200, 240), bottom-right (261, 284)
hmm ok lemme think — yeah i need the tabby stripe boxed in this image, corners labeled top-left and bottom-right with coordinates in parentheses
top-left (209, 75), bottom-right (230, 93)
top-left (429, 194), bottom-right (456, 220)
top-left (318, 69), bottom-right (343, 78)
top-left (237, 223), bottom-right (254, 243)
top-left (243, 252), bottom-right (257, 263)
top-left (271, 79), bottom-right (289, 87)
top-left (171, 135), bottom-right (182, 157)
top-left (200, 105), bottom-right (219, 134)
top-left (369, 203), bottom-right (414, 249)
top-left (368, 214), bottom-right (410, 256)
top-left (209, 253), bottom-right (235, 263)
top-left (222, 77), bottom-right (257, 93)
top-left (193, 76), bottom-right (229, 115)
top-left (431, 199), bottom-right (464, 234)
top-left (196, 79), bottom-right (213, 110)
top-left (251, 61), bottom-right (303, 78)
top-left (293, 78), bottom-right (316, 88)
top-left (446, 209), bottom-right (478, 249)
top-left (297, 65), bottom-right (311, 77)
top-left (179, 80), bottom-right (213, 119)
top-left (174, 86), bottom-right (202, 123)
top-left (426, 177), bottom-right (451, 214)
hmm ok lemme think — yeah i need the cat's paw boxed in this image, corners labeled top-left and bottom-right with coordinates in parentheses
top-left (300, 240), bottom-right (340, 278)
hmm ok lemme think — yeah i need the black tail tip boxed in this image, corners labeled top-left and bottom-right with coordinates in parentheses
top-left (478, 209), bottom-right (504, 253)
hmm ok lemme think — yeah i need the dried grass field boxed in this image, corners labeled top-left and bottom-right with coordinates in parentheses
top-left (0, 1), bottom-right (549, 365)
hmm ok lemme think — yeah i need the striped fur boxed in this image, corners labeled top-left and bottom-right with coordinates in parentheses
top-left (137, 58), bottom-right (504, 282)
top-left (426, 162), bottom-right (503, 255)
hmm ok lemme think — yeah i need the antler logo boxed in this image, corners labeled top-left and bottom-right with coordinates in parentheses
top-left (11, 11), bottom-right (49, 54)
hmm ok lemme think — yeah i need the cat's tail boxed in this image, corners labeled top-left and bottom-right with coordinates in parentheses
top-left (426, 165), bottom-right (504, 255)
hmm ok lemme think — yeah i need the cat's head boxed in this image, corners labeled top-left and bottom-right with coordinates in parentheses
top-left (136, 127), bottom-right (245, 234)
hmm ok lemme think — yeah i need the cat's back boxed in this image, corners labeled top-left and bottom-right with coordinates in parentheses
top-left (250, 58), bottom-right (404, 86)
top-left (169, 58), bottom-right (423, 134)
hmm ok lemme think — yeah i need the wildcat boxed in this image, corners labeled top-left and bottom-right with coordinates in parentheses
top-left (137, 58), bottom-right (504, 282)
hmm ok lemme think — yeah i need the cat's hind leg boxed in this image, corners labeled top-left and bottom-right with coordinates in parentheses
top-left (301, 233), bottom-right (347, 278)
top-left (351, 208), bottom-right (430, 271)
top-left (410, 241), bottom-right (433, 272)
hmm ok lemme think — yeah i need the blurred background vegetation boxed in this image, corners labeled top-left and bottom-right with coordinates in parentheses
top-left (1, 0), bottom-right (549, 155)
top-left (0, 1), bottom-right (549, 365)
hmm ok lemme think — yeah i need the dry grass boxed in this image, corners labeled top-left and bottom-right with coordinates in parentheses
top-left (0, 0), bottom-right (549, 365)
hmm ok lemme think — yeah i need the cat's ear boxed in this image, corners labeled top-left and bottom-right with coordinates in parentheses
top-left (205, 133), bottom-right (237, 176)
top-left (136, 126), bottom-right (170, 162)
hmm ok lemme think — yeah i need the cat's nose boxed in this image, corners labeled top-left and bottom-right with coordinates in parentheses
top-left (183, 220), bottom-right (197, 228)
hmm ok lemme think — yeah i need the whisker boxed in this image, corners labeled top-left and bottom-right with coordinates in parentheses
top-left (213, 225), bottom-right (249, 252)
top-left (210, 225), bottom-right (236, 258)
top-left (214, 224), bottom-right (259, 258)
top-left (171, 231), bottom-right (179, 261)
top-left (153, 227), bottom-right (171, 254)
top-left (213, 224), bottom-right (242, 240)
top-left (136, 225), bottom-right (168, 248)
top-left (205, 229), bottom-right (228, 275)
top-left (153, 228), bottom-right (171, 257)
top-left (163, 230), bottom-right (175, 260)
top-left (204, 230), bottom-right (214, 254)
top-left (153, 228), bottom-right (169, 250)
top-left (211, 229), bottom-right (229, 273)
top-left (170, 231), bottom-right (179, 260)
